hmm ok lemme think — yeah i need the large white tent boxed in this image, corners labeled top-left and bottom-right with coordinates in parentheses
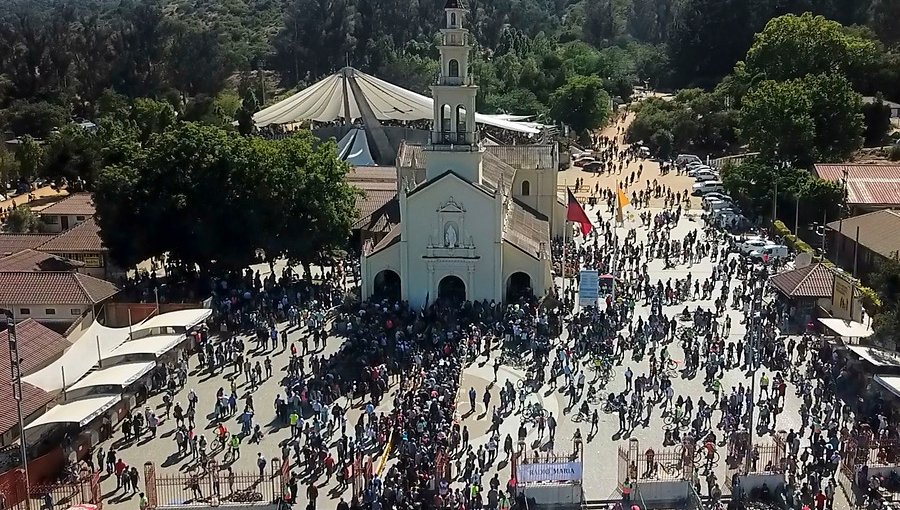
top-left (253, 67), bottom-right (540, 135)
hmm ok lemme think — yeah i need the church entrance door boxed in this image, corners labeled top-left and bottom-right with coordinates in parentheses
top-left (373, 270), bottom-right (401, 301)
top-left (437, 275), bottom-right (466, 304)
top-left (506, 272), bottom-right (533, 302)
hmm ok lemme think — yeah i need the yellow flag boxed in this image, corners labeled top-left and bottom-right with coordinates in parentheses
top-left (616, 186), bottom-right (630, 223)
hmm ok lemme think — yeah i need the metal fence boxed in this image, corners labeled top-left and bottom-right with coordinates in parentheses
top-left (147, 460), bottom-right (279, 508)
top-left (0, 472), bottom-right (101, 510)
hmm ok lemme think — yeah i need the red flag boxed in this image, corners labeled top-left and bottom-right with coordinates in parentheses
top-left (566, 189), bottom-right (592, 235)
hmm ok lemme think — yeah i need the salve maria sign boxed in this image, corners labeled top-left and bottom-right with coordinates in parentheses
top-left (516, 462), bottom-right (582, 483)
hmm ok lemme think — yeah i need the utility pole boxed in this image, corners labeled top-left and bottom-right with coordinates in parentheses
top-left (794, 197), bottom-right (799, 234)
top-left (1, 309), bottom-right (30, 509)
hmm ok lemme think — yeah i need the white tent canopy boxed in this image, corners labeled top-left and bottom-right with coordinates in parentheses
top-left (848, 345), bottom-right (900, 367)
top-left (23, 320), bottom-right (129, 393)
top-left (25, 395), bottom-right (120, 430)
top-left (23, 308), bottom-right (210, 393)
top-left (133, 308), bottom-right (212, 336)
top-left (253, 67), bottom-right (540, 134)
top-left (876, 375), bottom-right (900, 399)
top-left (104, 335), bottom-right (184, 359)
top-left (67, 362), bottom-right (156, 392)
top-left (337, 128), bottom-right (376, 166)
top-left (818, 318), bottom-right (874, 338)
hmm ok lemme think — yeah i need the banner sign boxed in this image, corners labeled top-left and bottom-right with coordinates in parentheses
top-left (578, 270), bottom-right (599, 307)
top-left (832, 274), bottom-right (853, 320)
top-left (517, 462), bottom-right (583, 483)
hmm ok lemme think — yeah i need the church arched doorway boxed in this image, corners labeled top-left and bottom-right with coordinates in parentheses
top-left (506, 272), bottom-right (533, 302)
top-left (438, 275), bottom-right (466, 304)
top-left (373, 270), bottom-right (401, 301)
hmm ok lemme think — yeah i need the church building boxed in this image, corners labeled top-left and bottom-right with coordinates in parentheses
top-left (359, 0), bottom-right (559, 307)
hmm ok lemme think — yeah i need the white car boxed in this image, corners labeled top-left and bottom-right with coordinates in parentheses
top-left (702, 192), bottom-right (732, 206)
top-left (749, 244), bottom-right (790, 261)
top-left (687, 166), bottom-right (714, 177)
top-left (676, 154), bottom-right (702, 166)
top-left (694, 171), bottom-right (720, 182)
top-left (692, 180), bottom-right (725, 195)
top-left (739, 238), bottom-right (770, 255)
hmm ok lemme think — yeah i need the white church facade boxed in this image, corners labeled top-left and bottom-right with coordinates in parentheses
top-left (359, 0), bottom-right (560, 307)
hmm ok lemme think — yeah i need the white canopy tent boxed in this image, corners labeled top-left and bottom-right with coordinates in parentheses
top-left (253, 67), bottom-right (540, 135)
top-left (133, 308), bottom-right (212, 335)
top-left (23, 308), bottom-right (210, 393)
top-left (848, 345), bottom-right (900, 368)
top-left (25, 395), bottom-right (120, 430)
top-left (104, 335), bottom-right (184, 359)
top-left (336, 128), bottom-right (376, 166)
top-left (23, 321), bottom-right (129, 393)
top-left (67, 362), bottom-right (156, 392)
top-left (875, 375), bottom-right (900, 399)
top-left (818, 318), bottom-right (874, 338)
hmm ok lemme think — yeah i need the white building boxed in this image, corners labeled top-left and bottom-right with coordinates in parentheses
top-left (360, 0), bottom-right (558, 307)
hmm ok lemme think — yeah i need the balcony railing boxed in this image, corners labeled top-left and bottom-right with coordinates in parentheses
top-left (430, 131), bottom-right (479, 147)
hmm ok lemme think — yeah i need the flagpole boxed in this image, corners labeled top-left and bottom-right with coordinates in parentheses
top-left (612, 183), bottom-right (618, 305)
top-left (562, 181), bottom-right (568, 310)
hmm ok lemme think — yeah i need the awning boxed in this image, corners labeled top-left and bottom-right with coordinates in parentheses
top-left (25, 395), bottom-right (120, 430)
top-left (67, 362), bottom-right (156, 392)
top-left (23, 320), bottom-right (130, 393)
top-left (848, 345), bottom-right (900, 367)
top-left (133, 308), bottom-right (211, 334)
top-left (104, 335), bottom-right (184, 359)
top-left (818, 318), bottom-right (874, 338)
top-left (876, 375), bottom-right (900, 399)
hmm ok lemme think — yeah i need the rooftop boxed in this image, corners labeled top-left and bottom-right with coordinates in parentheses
top-left (38, 193), bottom-right (95, 217)
top-left (0, 249), bottom-right (84, 272)
top-left (768, 263), bottom-right (834, 298)
top-left (0, 319), bottom-right (71, 435)
top-left (0, 234), bottom-right (56, 256)
top-left (826, 209), bottom-right (900, 259)
top-left (503, 200), bottom-right (550, 259)
top-left (814, 164), bottom-right (900, 207)
top-left (0, 271), bottom-right (119, 305)
top-left (38, 217), bottom-right (106, 253)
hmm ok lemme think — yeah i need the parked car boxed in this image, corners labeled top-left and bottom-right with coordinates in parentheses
top-left (692, 180), bottom-right (725, 195)
top-left (739, 238), bottom-right (771, 255)
top-left (676, 154), bottom-right (702, 166)
top-left (583, 161), bottom-right (603, 172)
top-left (702, 193), bottom-right (733, 206)
top-left (687, 166), bottom-right (714, 177)
top-left (573, 156), bottom-right (595, 167)
top-left (748, 244), bottom-right (790, 261)
top-left (693, 171), bottom-right (720, 182)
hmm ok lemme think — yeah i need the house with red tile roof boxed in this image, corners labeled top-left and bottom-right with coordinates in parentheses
top-left (37, 193), bottom-right (95, 233)
top-left (35, 218), bottom-right (121, 280)
top-left (0, 271), bottom-right (119, 328)
top-left (0, 319), bottom-right (71, 445)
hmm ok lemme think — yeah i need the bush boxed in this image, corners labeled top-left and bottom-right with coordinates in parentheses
top-left (889, 145), bottom-right (900, 162)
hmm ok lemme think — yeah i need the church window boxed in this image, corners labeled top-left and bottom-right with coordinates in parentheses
top-left (448, 59), bottom-right (459, 78)
top-left (521, 180), bottom-right (531, 196)
top-left (456, 105), bottom-right (467, 134)
top-left (441, 104), bottom-right (452, 132)
top-left (450, 12), bottom-right (457, 27)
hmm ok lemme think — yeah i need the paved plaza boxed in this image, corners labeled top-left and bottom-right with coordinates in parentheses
top-left (94, 116), bottom-right (818, 509)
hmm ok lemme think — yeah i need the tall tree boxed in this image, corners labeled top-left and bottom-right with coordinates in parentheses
top-left (743, 13), bottom-right (879, 82)
top-left (549, 74), bottom-right (611, 135)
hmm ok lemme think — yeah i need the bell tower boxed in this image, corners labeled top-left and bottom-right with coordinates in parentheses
top-left (425, 0), bottom-right (484, 183)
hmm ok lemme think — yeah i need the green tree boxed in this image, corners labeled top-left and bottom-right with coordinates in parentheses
top-left (549, 75), bottom-right (610, 134)
top-left (744, 13), bottom-right (879, 83)
top-left (95, 123), bottom-right (357, 273)
top-left (740, 75), bottom-right (862, 167)
top-left (40, 125), bottom-right (101, 184)
top-left (862, 95), bottom-right (892, 146)
top-left (2, 100), bottom-right (69, 138)
top-left (871, 255), bottom-right (900, 343)
top-left (251, 131), bottom-right (359, 273)
top-left (15, 135), bottom-right (44, 177)
top-left (4, 206), bottom-right (43, 233)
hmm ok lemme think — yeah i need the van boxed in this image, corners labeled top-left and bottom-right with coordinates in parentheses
top-left (748, 244), bottom-right (790, 261)
top-left (692, 180), bottom-right (724, 196)
top-left (677, 154), bottom-right (702, 166)
top-left (706, 199), bottom-right (731, 212)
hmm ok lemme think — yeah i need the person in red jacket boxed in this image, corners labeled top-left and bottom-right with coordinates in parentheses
top-left (114, 459), bottom-right (127, 490)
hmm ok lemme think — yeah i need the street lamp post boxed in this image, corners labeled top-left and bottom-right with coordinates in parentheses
top-left (1, 309), bottom-right (30, 508)
top-left (743, 296), bottom-right (761, 475)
